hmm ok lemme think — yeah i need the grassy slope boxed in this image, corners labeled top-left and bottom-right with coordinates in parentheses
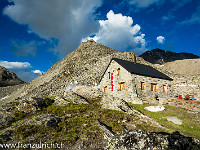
top-left (2, 97), bottom-right (200, 148)
top-left (9, 98), bottom-right (166, 146)
top-left (128, 103), bottom-right (200, 139)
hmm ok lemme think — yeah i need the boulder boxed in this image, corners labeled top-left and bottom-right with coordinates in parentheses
top-left (31, 97), bottom-right (54, 110)
top-left (0, 130), bottom-right (12, 143)
top-left (163, 116), bottom-right (183, 125)
top-left (107, 129), bottom-right (200, 150)
top-left (0, 112), bottom-right (15, 127)
top-left (46, 116), bottom-right (61, 128)
top-left (21, 114), bottom-right (61, 127)
top-left (73, 85), bottom-right (104, 99)
top-left (64, 92), bottom-right (88, 104)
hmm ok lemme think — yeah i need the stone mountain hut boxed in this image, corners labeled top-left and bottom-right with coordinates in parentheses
top-left (100, 58), bottom-right (173, 103)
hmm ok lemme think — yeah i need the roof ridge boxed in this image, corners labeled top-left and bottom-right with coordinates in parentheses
top-left (112, 58), bottom-right (173, 81)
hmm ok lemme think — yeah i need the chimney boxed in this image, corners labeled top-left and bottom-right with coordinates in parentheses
top-left (134, 54), bottom-right (137, 64)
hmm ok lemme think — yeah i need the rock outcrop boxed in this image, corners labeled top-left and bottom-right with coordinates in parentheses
top-left (106, 129), bottom-right (200, 150)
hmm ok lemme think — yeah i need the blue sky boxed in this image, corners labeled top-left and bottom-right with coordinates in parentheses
top-left (0, 0), bottom-right (200, 82)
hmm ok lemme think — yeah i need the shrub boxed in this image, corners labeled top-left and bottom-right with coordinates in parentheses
top-left (32, 97), bottom-right (54, 110)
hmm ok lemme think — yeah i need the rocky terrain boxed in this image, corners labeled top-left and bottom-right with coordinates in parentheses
top-left (159, 58), bottom-right (200, 75)
top-left (0, 40), bottom-right (200, 149)
top-left (153, 59), bottom-right (200, 101)
top-left (0, 86), bottom-right (200, 149)
top-left (107, 129), bottom-right (200, 149)
top-left (0, 66), bottom-right (24, 87)
top-left (140, 48), bottom-right (200, 64)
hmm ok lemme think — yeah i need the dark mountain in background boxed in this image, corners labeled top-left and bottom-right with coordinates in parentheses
top-left (139, 48), bottom-right (200, 64)
top-left (0, 66), bottom-right (25, 87)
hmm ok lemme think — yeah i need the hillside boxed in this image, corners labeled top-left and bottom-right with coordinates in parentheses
top-left (0, 66), bottom-right (24, 87)
top-left (161, 59), bottom-right (200, 75)
top-left (0, 39), bottom-right (153, 103)
top-left (140, 48), bottom-right (200, 64)
top-left (0, 40), bottom-right (200, 149)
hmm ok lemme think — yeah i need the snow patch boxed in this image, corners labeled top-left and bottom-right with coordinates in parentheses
top-left (144, 105), bottom-right (165, 112)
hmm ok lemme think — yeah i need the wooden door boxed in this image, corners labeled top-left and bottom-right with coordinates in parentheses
top-left (104, 86), bottom-right (108, 93)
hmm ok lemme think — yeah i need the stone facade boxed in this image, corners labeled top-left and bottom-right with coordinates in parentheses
top-left (100, 59), bottom-right (173, 104)
top-left (172, 75), bottom-right (200, 101)
top-left (100, 60), bottom-right (138, 103)
top-left (133, 74), bottom-right (173, 102)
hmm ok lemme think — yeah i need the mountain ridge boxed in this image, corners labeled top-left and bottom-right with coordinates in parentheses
top-left (140, 48), bottom-right (200, 64)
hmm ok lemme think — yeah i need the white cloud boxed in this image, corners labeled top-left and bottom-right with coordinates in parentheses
top-left (82, 10), bottom-right (147, 55)
top-left (11, 40), bottom-right (44, 56)
top-left (179, 5), bottom-right (200, 25)
top-left (3, 0), bottom-right (102, 56)
top-left (0, 61), bottom-right (31, 69)
top-left (156, 36), bottom-right (165, 44)
top-left (32, 70), bottom-right (43, 75)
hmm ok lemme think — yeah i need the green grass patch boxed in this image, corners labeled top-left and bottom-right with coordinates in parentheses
top-left (46, 103), bottom-right (94, 116)
top-left (86, 97), bottom-right (102, 108)
top-left (98, 109), bottom-right (133, 132)
top-left (15, 125), bottom-right (57, 139)
top-left (128, 103), bottom-right (200, 139)
top-left (44, 96), bottom-right (55, 100)
top-left (16, 101), bottom-right (154, 144)
top-left (14, 110), bottom-right (26, 122)
top-left (11, 119), bottom-right (23, 126)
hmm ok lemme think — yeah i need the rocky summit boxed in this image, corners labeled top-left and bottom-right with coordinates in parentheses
top-left (0, 40), bottom-right (200, 149)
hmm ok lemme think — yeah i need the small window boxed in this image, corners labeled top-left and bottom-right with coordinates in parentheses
top-left (118, 82), bottom-right (125, 91)
top-left (108, 72), bottom-right (111, 79)
top-left (141, 82), bottom-right (146, 90)
top-left (103, 86), bottom-right (108, 93)
top-left (151, 83), bottom-right (158, 91)
top-left (118, 84), bottom-right (121, 91)
top-left (156, 85), bottom-right (159, 91)
top-left (117, 68), bottom-right (120, 76)
top-left (163, 85), bottom-right (167, 92)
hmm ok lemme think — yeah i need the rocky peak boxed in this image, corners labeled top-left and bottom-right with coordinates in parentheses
top-left (80, 39), bottom-right (96, 46)
top-left (0, 66), bottom-right (24, 87)
top-left (74, 39), bottom-right (117, 59)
